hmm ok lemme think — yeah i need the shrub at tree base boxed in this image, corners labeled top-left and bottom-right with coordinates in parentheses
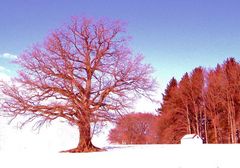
top-left (108, 113), bottom-right (158, 144)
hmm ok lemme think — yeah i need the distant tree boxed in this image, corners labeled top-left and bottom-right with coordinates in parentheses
top-left (108, 113), bottom-right (158, 144)
top-left (188, 67), bottom-right (205, 138)
top-left (0, 17), bottom-right (156, 152)
top-left (205, 58), bottom-right (240, 143)
top-left (205, 65), bottom-right (226, 143)
top-left (223, 58), bottom-right (240, 143)
top-left (158, 77), bottom-right (177, 114)
top-left (157, 77), bottom-right (185, 143)
top-left (177, 73), bottom-right (192, 134)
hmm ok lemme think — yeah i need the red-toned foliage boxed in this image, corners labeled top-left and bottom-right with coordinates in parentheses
top-left (108, 113), bottom-right (158, 144)
top-left (0, 17), bottom-right (156, 152)
top-left (157, 58), bottom-right (240, 144)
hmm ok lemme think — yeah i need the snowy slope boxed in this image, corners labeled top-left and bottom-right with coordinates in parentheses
top-left (1, 117), bottom-right (239, 168)
top-left (0, 144), bottom-right (240, 168)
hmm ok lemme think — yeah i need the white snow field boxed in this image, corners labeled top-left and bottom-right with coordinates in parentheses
top-left (0, 144), bottom-right (240, 168)
top-left (0, 119), bottom-right (240, 168)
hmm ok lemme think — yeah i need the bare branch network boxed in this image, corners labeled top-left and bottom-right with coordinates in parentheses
top-left (0, 17), bottom-right (156, 152)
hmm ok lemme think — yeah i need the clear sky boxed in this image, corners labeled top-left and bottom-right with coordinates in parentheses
top-left (1, 0), bottom-right (240, 98)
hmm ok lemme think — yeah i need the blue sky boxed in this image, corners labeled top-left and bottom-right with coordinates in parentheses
top-left (1, 0), bottom-right (240, 89)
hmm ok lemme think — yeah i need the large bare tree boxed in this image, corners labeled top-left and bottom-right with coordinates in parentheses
top-left (0, 18), bottom-right (156, 152)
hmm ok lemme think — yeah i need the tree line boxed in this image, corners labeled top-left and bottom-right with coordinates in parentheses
top-left (158, 57), bottom-right (240, 144)
top-left (109, 58), bottom-right (240, 144)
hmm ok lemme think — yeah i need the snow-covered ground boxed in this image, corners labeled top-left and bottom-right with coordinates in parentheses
top-left (1, 117), bottom-right (240, 168)
top-left (0, 144), bottom-right (240, 168)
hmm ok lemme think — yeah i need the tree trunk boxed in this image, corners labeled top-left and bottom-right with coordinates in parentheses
top-left (231, 99), bottom-right (237, 143)
top-left (61, 121), bottom-right (102, 153)
top-left (227, 97), bottom-right (235, 143)
top-left (186, 105), bottom-right (191, 134)
top-left (192, 101), bottom-right (200, 135)
top-left (211, 104), bottom-right (218, 143)
top-left (213, 118), bottom-right (218, 143)
top-left (204, 106), bottom-right (208, 143)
